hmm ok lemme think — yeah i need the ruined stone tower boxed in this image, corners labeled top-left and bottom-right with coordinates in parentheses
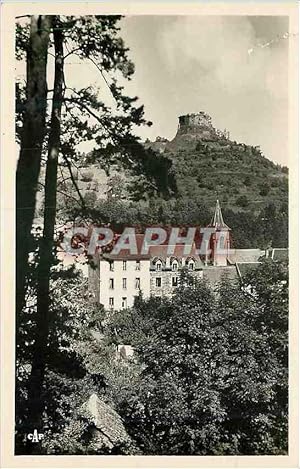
top-left (178, 111), bottom-right (214, 136)
top-left (167, 111), bottom-right (228, 151)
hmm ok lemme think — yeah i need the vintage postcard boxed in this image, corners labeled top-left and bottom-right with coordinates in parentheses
top-left (0, 1), bottom-right (298, 468)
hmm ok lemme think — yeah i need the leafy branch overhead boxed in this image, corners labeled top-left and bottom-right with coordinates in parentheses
top-left (16, 15), bottom-right (176, 205)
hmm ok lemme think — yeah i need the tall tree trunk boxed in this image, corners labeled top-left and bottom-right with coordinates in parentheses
top-left (16, 15), bottom-right (51, 320)
top-left (27, 17), bottom-right (64, 436)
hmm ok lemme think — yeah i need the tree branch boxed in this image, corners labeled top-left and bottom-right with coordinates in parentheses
top-left (64, 95), bottom-right (112, 138)
top-left (87, 56), bottom-right (117, 103)
top-left (62, 153), bottom-right (86, 210)
top-left (64, 47), bottom-right (82, 60)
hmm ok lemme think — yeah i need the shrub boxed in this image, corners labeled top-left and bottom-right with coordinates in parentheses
top-left (236, 195), bottom-right (249, 207)
top-left (259, 184), bottom-right (270, 196)
top-left (84, 191), bottom-right (97, 207)
top-left (81, 170), bottom-right (94, 182)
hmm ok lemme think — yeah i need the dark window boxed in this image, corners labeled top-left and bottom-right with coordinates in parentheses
top-left (122, 278), bottom-right (127, 289)
top-left (109, 278), bottom-right (114, 289)
top-left (156, 277), bottom-right (162, 287)
top-left (172, 277), bottom-right (178, 287)
top-left (135, 278), bottom-right (140, 289)
top-left (109, 261), bottom-right (114, 271)
top-left (123, 260), bottom-right (127, 271)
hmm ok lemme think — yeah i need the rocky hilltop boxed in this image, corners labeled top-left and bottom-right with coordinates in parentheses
top-left (144, 112), bottom-right (288, 213)
top-left (167, 112), bottom-right (230, 151)
top-left (144, 112), bottom-right (230, 153)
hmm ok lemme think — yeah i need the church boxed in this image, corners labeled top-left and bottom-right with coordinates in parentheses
top-left (88, 201), bottom-right (288, 311)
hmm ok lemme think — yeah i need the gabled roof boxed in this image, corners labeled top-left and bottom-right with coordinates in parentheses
top-left (80, 394), bottom-right (132, 450)
top-left (228, 249), bottom-right (264, 264)
top-left (202, 265), bottom-right (238, 285)
top-left (103, 236), bottom-right (203, 262)
top-left (271, 248), bottom-right (288, 262)
top-left (104, 234), bottom-right (151, 260)
top-left (149, 244), bottom-right (203, 269)
top-left (149, 244), bottom-right (201, 260)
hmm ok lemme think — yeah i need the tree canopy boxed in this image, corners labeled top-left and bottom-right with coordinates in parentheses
top-left (106, 264), bottom-right (288, 455)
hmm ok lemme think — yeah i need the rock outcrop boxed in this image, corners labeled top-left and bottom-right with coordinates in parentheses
top-left (79, 393), bottom-right (134, 453)
top-left (166, 111), bottom-right (229, 151)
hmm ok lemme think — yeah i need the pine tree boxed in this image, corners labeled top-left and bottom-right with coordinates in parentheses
top-left (16, 15), bottom-right (175, 448)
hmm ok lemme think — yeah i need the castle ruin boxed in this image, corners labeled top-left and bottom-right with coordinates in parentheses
top-left (143, 111), bottom-right (230, 153)
top-left (166, 111), bottom-right (229, 151)
top-left (178, 111), bottom-right (213, 132)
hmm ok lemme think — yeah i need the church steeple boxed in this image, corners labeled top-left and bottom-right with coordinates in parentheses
top-left (208, 200), bottom-right (231, 266)
top-left (210, 199), bottom-right (230, 230)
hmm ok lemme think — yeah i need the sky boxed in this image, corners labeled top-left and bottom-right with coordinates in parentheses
top-left (118, 15), bottom-right (289, 166)
top-left (16, 15), bottom-right (290, 166)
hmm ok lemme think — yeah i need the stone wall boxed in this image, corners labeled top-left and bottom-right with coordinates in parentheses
top-left (179, 112), bottom-right (213, 129)
top-left (167, 111), bottom-right (218, 151)
top-left (150, 269), bottom-right (203, 297)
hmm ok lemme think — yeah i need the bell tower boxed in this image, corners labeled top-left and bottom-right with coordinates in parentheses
top-left (209, 200), bottom-right (231, 266)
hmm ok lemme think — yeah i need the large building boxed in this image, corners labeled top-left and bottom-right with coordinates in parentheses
top-left (88, 201), bottom-right (288, 310)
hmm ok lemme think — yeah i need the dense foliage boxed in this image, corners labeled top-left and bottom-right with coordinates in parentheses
top-left (106, 263), bottom-right (288, 455)
top-left (17, 261), bottom-right (288, 454)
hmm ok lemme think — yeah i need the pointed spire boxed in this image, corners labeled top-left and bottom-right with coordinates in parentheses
top-left (210, 200), bottom-right (230, 230)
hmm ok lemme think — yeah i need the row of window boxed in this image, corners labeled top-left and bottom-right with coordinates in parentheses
top-left (108, 277), bottom-right (180, 289)
top-left (155, 277), bottom-right (195, 288)
top-left (109, 297), bottom-right (127, 308)
top-left (109, 260), bottom-right (140, 271)
top-left (107, 260), bottom-right (196, 272)
top-left (155, 277), bottom-right (178, 287)
top-left (108, 278), bottom-right (179, 308)
top-left (154, 260), bottom-right (195, 272)
top-left (109, 278), bottom-right (141, 290)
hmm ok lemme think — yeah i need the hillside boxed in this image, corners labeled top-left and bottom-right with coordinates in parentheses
top-left (145, 112), bottom-right (288, 213)
top-left (36, 111), bottom-right (287, 218)
top-left (34, 111), bottom-right (288, 248)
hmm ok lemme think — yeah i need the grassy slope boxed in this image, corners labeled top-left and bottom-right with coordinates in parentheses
top-left (163, 137), bottom-right (288, 213)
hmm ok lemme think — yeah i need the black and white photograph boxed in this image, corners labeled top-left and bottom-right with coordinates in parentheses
top-left (0, 2), bottom-right (298, 466)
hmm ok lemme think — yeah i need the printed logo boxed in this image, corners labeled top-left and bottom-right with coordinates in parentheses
top-left (27, 429), bottom-right (44, 443)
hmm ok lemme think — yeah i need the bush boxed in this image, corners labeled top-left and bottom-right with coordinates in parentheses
top-left (236, 195), bottom-right (249, 207)
top-left (259, 184), bottom-right (270, 196)
top-left (81, 170), bottom-right (94, 182)
top-left (243, 176), bottom-right (252, 187)
top-left (84, 191), bottom-right (97, 207)
top-left (270, 178), bottom-right (279, 188)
